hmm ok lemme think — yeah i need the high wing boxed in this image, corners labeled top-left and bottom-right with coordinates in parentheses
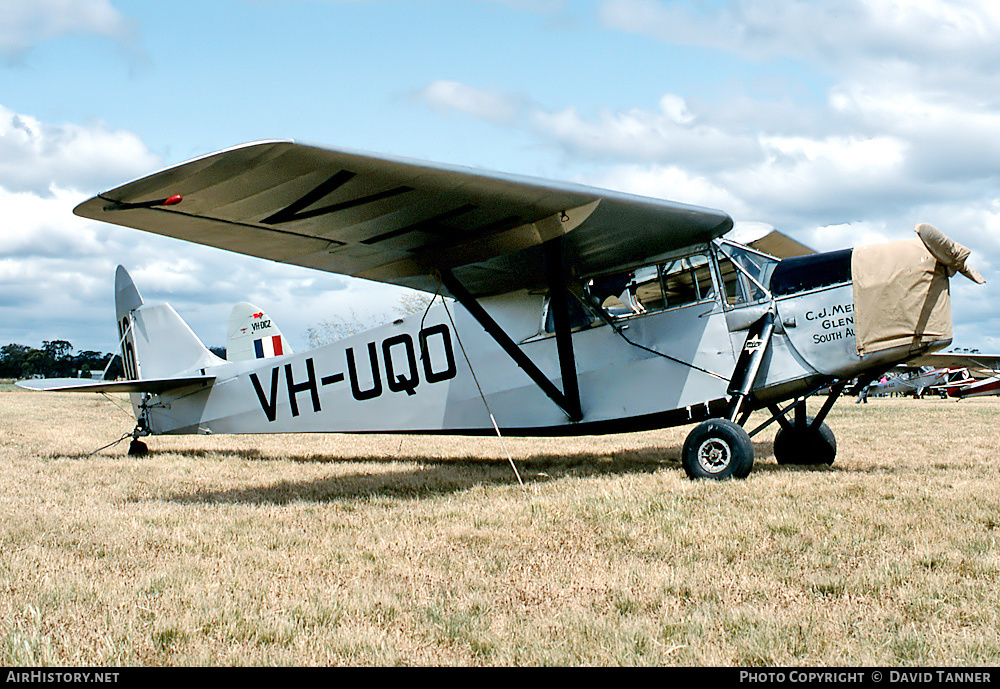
top-left (72, 140), bottom-right (733, 297)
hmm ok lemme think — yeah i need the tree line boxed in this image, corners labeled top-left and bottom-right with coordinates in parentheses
top-left (1, 341), bottom-right (228, 380)
top-left (0, 341), bottom-right (121, 380)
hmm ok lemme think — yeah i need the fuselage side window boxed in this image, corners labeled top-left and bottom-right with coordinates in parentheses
top-left (661, 254), bottom-right (714, 308)
top-left (582, 250), bottom-right (716, 323)
top-left (542, 243), bottom-right (777, 333)
top-left (632, 265), bottom-right (663, 312)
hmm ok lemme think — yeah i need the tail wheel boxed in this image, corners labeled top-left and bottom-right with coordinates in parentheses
top-left (773, 415), bottom-right (836, 466)
top-left (682, 419), bottom-right (755, 480)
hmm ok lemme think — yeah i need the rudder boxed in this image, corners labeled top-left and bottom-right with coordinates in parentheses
top-left (115, 266), bottom-right (224, 380)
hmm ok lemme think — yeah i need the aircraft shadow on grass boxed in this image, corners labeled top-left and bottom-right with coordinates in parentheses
top-left (77, 439), bottom-right (833, 505)
top-left (155, 447), bottom-right (678, 505)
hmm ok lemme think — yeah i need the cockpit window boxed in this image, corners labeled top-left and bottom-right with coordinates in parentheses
top-left (543, 291), bottom-right (596, 334)
top-left (715, 243), bottom-right (777, 306)
top-left (661, 253), bottom-right (715, 307)
top-left (723, 244), bottom-right (779, 290)
top-left (589, 272), bottom-right (647, 317)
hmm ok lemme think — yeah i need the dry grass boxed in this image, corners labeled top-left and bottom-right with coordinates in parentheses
top-left (1, 385), bottom-right (998, 666)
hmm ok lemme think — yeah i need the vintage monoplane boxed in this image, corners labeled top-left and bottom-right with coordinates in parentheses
top-left (18, 141), bottom-right (986, 479)
top-left (865, 350), bottom-right (1000, 400)
top-left (857, 366), bottom-right (973, 400)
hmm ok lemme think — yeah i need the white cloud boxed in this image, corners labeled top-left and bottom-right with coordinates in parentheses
top-left (0, 0), bottom-right (134, 63)
top-left (829, 85), bottom-right (1000, 182)
top-left (416, 79), bottom-right (943, 227)
top-left (0, 186), bottom-right (101, 257)
top-left (0, 105), bottom-right (162, 196)
top-left (801, 221), bottom-right (897, 253)
top-left (417, 84), bottom-right (762, 170)
top-left (582, 164), bottom-right (749, 217)
top-left (418, 80), bottom-right (526, 126)
top-left (529, 99), bottom-right (759, 168)
top-left (598, 0), bottom-right (1000, 75)
top-left (416, 1), bottom-right (1000, 239)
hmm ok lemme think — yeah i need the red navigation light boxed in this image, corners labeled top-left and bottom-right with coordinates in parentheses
top-left (163, 194), bottom-right (183, 206)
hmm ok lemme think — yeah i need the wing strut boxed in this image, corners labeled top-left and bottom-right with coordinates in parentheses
top-left (544, 237), bottom-right (582, 422)
top-left (439, 238), bottom-right (583, 423)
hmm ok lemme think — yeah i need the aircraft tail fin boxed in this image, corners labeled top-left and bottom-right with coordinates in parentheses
top-left (115, 265), bottom-right (143, 322)
top-left (116, 265), bottom-right (225, 380)
top-left (226, 301), bottom-right (293, 362)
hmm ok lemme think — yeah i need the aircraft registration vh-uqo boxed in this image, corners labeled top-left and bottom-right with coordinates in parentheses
top-left (19, 141), bottom-right (986, 479)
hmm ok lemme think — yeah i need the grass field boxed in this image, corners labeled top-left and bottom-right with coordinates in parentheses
top-left (1, 385), bottom-right (998, 666)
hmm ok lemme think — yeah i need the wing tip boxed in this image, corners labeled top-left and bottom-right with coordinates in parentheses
top-left (72, 139), bottom-right (299, 219)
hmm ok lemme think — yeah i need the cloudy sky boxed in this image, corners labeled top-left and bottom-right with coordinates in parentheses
top-left (4, 0), bottom-right (1000, 355)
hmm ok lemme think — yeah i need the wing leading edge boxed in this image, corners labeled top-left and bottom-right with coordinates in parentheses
top-left (73, 141), bottom-right (733, 297)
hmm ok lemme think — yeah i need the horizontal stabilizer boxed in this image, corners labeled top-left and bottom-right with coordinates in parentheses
top-left (16, 375), bottom-right (215, 394)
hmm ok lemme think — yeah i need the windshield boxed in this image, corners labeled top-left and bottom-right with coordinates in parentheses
top-left (715, 243), bottom-right (778, 306)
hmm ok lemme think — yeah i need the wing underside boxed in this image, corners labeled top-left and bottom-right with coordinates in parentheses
top-left (73, 141), bottom-right (733, 297)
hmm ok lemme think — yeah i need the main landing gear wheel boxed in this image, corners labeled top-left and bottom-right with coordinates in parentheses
top-left (773, 415), bottom-right (836, 466)
top-left (682, 418), bottom-right (754, 480)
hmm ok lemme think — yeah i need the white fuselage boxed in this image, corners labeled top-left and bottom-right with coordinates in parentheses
top-left (137, 279), bottom-right (922, 437)
top-left (124, 237), bottom-right (951, 438)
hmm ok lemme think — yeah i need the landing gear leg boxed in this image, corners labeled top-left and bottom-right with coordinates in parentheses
top-left (681, 313), bottom-right (770, 481)
top-left (127, 398), bottom-right (152, 457)
top-left (681, 315), bottom-right (846, 478)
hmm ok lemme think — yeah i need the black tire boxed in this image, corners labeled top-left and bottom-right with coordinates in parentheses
top-left (773, 416), bottom-right (836, 466)
top-left (682, 418), bottom-right (754, 480)
top-left (128, 439), bottom-right (148, 457)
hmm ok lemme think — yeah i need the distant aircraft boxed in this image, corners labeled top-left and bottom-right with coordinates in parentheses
top-left (902, 349), bottom-right (1000, 399)
top-left (17, 141), bottom-right (986, 479)
top-left (908, 350), bottom-right (1000, 380)
top-left (946, 374), bottom-right (1000, 399)
top-left (858, 366), bottom-right (974, 401)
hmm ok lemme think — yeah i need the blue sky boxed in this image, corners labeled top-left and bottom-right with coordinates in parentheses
top-left (3, 0), bottom-right (1000, 354)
